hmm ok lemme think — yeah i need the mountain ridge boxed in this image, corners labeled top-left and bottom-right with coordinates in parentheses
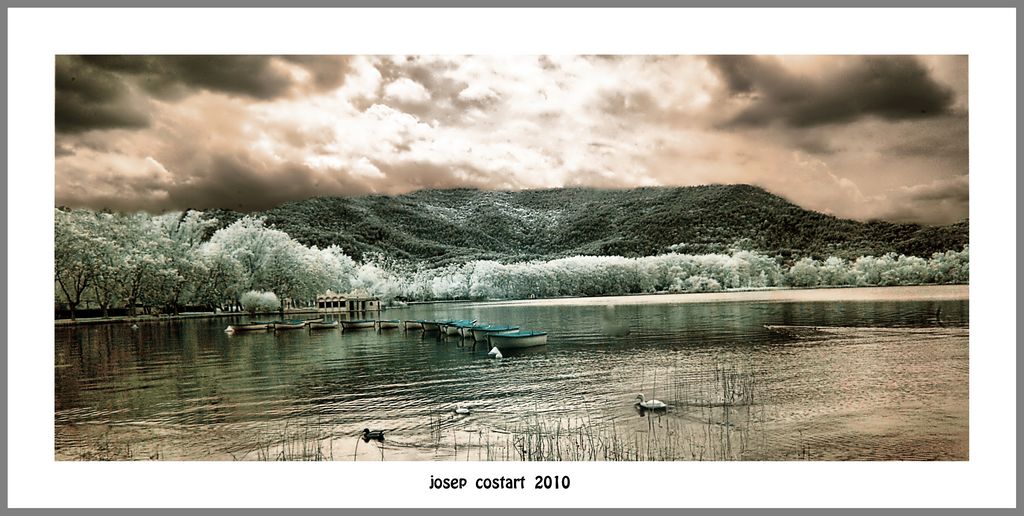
top-left (201, 184), bottom-right (968, 265)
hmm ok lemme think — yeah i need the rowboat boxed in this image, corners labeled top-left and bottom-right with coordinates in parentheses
top-left (341, 320), bottom-right (376, 330)
top-left (308, 321), bottom-right (339, 330)
top-left (376, 319), bottom-right (401, 330)
top-left (443, 320), bottom-right (477, 336)
top-left (274, 319), bottom-right (307, 330)
top-left (470, 325), bottom-right (521, 343)
top-left (304, 317), bottom-right (325, 324)
top-left (403, 320), bottom-right (424, 330)
top-left (487, 331), bottom-right (548, 349)
top-left (421, 321), bottom-right (443, 332)
top-left (225, 322), bottom-right (271, 333)
top-left (456, 322), bottom-right (481, 338)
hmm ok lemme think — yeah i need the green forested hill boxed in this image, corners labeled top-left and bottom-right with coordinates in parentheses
top-left (202, 185), bottom-right (968, 264)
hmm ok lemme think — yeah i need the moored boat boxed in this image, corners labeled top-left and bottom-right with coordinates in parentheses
top-left (403, 320), bottom-right (424, 330)
top-left (376, 319), bottom-right (401, 330)
top-left (304, 317), bottom-right (325, 324)
top-left (308, 321), bottom-right (339, 330)
top-left (226, 322), bottom-right (271, 333)
top-left (274, 319), bottom-right (307, 330)
top-left (421, 321), bottom-right (443, 332)
top-left (444, 319), bottom-right (476, 336)
top-left (470, 325), bottom-right (520, 343)
top-left (341, 319), bottom-right (376, 330)
top-left (487, 330), bottom-right (548, 349)
top-left (456, 321), bottom-right (480, 338)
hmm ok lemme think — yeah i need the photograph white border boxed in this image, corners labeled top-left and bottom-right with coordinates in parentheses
top-left (8, 7), bottom-right (1016, 508)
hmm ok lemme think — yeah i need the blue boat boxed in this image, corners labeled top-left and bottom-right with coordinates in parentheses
top-left (470, 324), bottom-right (521, 342)
top-left (443, 319), bottom-right (477, 336)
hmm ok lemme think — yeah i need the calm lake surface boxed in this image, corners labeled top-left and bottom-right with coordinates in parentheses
top-left (55, 285), bottom-right (968, 461)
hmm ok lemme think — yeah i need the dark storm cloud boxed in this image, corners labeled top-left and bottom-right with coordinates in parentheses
top-left (708, 56), bottom-right (956, 128)
top-left (165, 153), bottom-right (365, 212)
top-left (57, 55), bottom-right (353, 133)
top-left (82, 55), bottom-right (294, 100)
top-left (55, 55), bottom-right (151, 133)
top-left (281, 56), bottom-right (353, 91)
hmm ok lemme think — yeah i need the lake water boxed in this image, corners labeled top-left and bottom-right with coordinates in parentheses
top-left (55, 285), bottom-right (968, 461)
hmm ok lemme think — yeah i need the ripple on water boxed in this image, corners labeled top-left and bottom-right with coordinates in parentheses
top-left (55, 288), bottom-right (968, 460)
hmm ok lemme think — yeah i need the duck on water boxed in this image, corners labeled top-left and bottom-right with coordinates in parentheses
top-left (635, 394), bottom-right (667, 410)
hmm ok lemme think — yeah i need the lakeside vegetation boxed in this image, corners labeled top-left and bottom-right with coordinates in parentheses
top-left (56, 205), bottom-right (968, 318)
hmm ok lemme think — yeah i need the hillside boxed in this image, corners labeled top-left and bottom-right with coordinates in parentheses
top-left (202, 185), bottom-right (969, 265)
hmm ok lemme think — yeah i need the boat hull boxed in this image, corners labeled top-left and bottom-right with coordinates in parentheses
top-left (421, 321), bottom-right (442, 332)
top-left (377, 320), bottom-right (400, 329)
top-left (228, 323), bottom-right (269, 332)
top-left (403, 321), bottom-right (423, 330)
top-left (309, 321), bottom-right (339, 329)
top-left (488, 333), bottom-right (548, 349)
top-left (444, 325), bottom-right (462, 336)
top-left (274, 322), bottom-right (306, 330)
top-left (471, 326), bottom-right (520, 343)
top-left (341, 320), bottom-right (376, 330)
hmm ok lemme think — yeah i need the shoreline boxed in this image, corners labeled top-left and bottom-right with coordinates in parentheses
top-left (54, 308), bottom-right (323, 327)
top-left (56, 283), bottom-right (968, 326)
top-left (393, 282), bottom-right (970, 309)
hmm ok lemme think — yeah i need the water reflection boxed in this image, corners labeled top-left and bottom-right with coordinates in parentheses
top-left (55, 286), bottom-right (968, 461)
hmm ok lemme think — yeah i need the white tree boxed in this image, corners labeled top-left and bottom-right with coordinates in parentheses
top-left (240, 290), bottom-right (281, 314)
top-left (787, 257), bottom-right (821, 287)
top-left (55, 209), bottom-right (102, 319)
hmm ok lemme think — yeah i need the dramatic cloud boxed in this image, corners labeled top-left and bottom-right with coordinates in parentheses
top-left (383, 77), bottom-right (431, 104)
top-left (708, 55), bottom-right (957, 128)
top-left (55, 56), bottom-right (151, 133)
top-left (56, 55), bottom-right (351, 132)
top-left (55, 55), bottom-right (968, 225)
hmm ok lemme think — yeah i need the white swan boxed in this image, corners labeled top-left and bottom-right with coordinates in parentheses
top-left (454, 405), bottom-right (471, 415)
top-left (488, 347), bottom-right (503, 359)
top-left (635, 393), bottom-right (667, 410)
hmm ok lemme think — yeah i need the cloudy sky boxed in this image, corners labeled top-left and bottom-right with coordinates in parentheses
top-left (55, 55), bottom-right (967, 225)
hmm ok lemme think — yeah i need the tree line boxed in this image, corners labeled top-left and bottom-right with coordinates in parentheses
top-left (55, 209), bottom-right (969, 318)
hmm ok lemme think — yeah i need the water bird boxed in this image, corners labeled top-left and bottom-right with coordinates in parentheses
top-left (130, 323), bottom-right (139, 330)
top-left (361, 428), bottom-right (385, 443)
top-left (635, 393), bottom-right (667, 410)
top-left (488, 347), bottom-right (503, 359)
top-left (454, 405), bottom-right (471, 415)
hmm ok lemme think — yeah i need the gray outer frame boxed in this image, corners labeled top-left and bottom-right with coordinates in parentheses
top-left (3, 1), bottom-right (1019, 514)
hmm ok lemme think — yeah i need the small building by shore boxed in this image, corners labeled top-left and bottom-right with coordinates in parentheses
top-left (316, 291), bottom-right (381, 313)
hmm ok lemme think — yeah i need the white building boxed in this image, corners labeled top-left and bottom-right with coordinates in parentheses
top-left (316, 292), bottom-right (381, 313)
